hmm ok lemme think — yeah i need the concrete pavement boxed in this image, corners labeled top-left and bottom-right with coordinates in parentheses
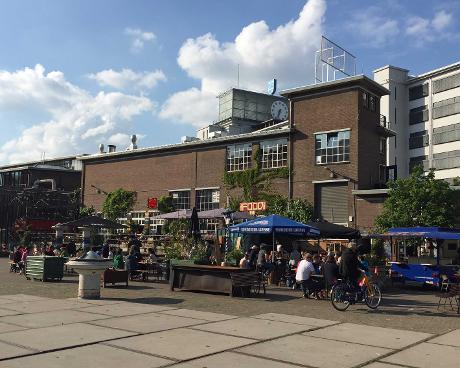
top-left (0, 294), bottom-right (458, 368)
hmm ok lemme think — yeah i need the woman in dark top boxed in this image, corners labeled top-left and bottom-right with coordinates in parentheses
top-left (322, 254), bottom-right (340, 291)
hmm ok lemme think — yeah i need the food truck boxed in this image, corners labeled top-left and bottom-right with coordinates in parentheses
top-left (379, 227), bottom-right (460, 287)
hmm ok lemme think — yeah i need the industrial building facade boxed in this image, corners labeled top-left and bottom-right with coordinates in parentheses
top-left (374, 62), bottom-right (460, 182)
top-left (80, 76), bottom-right (392, 233)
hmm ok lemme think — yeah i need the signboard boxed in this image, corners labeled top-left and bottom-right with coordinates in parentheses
top-left (267, 78), bottom-right (277, 95)
top-left (147, 197), bottom-right (158, 209)
top-left (239, 201), bottom-right (267, 212)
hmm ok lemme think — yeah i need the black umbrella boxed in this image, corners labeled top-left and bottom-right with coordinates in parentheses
top-left (189, 207), bottom-right (201, 241)
top-left (306, 221), bottom-right (360, 239)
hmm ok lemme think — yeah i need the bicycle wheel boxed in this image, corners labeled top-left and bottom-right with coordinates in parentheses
top-left (364, 283), bottom-right (381, 309)
top-left (251, 282), bottom-right (261, 296)
top-left (331, 284), bottom-right (350, 311)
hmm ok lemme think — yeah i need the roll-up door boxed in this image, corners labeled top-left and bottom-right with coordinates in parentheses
top-left (315, 182), bottom-right (348, 224)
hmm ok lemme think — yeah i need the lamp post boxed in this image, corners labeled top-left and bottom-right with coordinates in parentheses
top-left (222, 209), bottom-right (233, 265)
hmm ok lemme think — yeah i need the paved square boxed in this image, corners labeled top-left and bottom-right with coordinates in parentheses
top-left (0, 341), bottom-right (35, 360)
top-left (382, 342), bottom-right (460, 368)
top-left (0, 299), bottom-right (93, 314)
top-left (192, 317), bottom-right (315, 340)
top-left (108, 327), bottom-right (255, 360)
top-left (0, 294), bottom-right (51, 302)
top-left (0, 322), bottom-right (136, 352)
top-left (428, 329), bottom-right (460, 347)
top-left (361, 363), bottom-right (402, 368)
top-left (0, 322), bottom-right (26, 333)
top-left (66, 298), bottom-right (126, 305)
top-left (158, 308), bottom-right (237, 322)
top-left (252, 312), bottom-right (337, 327)
top-left (305, 322), bottom-right (431, 349)
top-left (79, 301), bottom-right (175, 316)
top-left (0, 343), bottom-right (174, 368)
top-left (0, 309), bottom-right (111, 328)
top-left (169, 351), bottom-right (300, 367)
top-left (237, 335), bottom-right (391, 368)
top-left (0, 308), bottom-right (20, 317)
top-left (90, 312), bottom-right (205, 333)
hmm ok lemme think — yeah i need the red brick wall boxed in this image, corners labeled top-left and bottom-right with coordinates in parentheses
top-left (355, 196), bottom-right (385, 232)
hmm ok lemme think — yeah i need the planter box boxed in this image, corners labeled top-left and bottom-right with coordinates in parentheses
top-left (25, 256), bottom-right (65, 282)
top-left (102, 269), bottom-right (129, 287)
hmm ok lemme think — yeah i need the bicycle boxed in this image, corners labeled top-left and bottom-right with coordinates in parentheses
top-left (330, 274), bottom-right (381, 311)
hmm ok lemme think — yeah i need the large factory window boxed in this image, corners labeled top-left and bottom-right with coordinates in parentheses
top-left (261, 138), bottom-right (288, 169)
top-left (196, 189), bottom-right (220, 211)
top-left (226, 143), bottom-right (252, 172)
top-left (315, 130), bottom-right (350, 164)
top-left (170, 190), bottom-right (190, 210)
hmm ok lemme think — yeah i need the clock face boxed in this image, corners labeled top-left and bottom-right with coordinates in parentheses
top-left (271, 100), bottom-right (288, 120)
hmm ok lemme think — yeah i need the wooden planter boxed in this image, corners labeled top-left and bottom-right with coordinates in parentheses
top-left (25, 256), bottom-right (65, 282)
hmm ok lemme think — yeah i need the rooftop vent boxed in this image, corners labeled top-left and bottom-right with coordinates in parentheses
top-left (108, 145), bottom-right (116, 153)
top-left (181, 136), bottom-right (200, 143)
top-left (129, 134), bottom-right (138, 150)
top-left (98, 143), bottom-right (105, 154)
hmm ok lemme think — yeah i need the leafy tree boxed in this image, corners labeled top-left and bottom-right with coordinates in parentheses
top-left (264, 194), bottom-right (314, 223)
top-left (158, 195), bottom-right (175, 213)
top-left (102, 188), bottom-right (136, 220)
top-left (375, 165), bottom-right (456, 231)
top-left (79, 205), bottom-right (96, 218)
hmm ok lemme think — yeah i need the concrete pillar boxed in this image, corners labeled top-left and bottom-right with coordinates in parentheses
top-left (55, 228), bottom-right (63, 248)
top-left (77, 271), bottom-right (102, 299)
top-left (81, 227), bottom-right (91, 251)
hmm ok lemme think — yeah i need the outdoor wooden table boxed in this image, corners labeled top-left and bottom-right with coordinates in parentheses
top-left (169, 264), bottom-right (252, 296)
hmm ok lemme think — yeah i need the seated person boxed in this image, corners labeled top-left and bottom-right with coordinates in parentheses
top-left (148, 247), bottom-right (158, 263)
top-left (113, 249), bottom-right (124, 269)
top-left (125, 247), bottom-right (138, 274)
top-left (295, 253), bottom-right (320, 299)
top-left (322, 253), bottom-right (339, 291)
top-left (239, 253), bottom-right (250, 269)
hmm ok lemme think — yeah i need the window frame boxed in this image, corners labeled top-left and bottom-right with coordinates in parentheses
top-left (260, 138), bottom-right (288, 169)
top-left (315, 130), bottom-right (350, 165)
top-left (226, 143), bottom-right (252, 172)
top-left (195, 189), bottom-right (220, 211)
top-left (169, 190), bottom-right (191, 210)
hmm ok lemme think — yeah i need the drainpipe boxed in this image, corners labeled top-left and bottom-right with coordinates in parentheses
top-left (288, 99), bottom-right (294, 203)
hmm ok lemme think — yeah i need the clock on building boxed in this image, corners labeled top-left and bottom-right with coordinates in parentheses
top-left (270, 100), bottom-right (288, 120)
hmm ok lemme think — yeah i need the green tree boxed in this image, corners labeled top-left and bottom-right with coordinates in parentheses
top-left (264, 194), bottom-right (314, 223)
top-left (158, 195), bottom-right (175, 213)
top-left (79, 205), bottom-right (96, 218)
top-left (375, 165), bottom-right (456, 231)
top-left (102, 188), bottom-right (136, 220)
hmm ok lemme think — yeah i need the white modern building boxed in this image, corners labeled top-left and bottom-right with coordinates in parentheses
top-left (374, 62), bottom-right (460, 183)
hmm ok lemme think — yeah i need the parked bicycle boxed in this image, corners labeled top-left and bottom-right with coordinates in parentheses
top-left (330, 274), bottom-right (381, 311)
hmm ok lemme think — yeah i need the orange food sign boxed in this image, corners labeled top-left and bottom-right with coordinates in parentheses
top-left (239, 201), bottom-right (267, 212)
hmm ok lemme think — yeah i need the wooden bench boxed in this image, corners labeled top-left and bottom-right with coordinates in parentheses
top-left (102, 269), bottom-right (128, 287)
top-left (230, 271), bottom-right (266, 297)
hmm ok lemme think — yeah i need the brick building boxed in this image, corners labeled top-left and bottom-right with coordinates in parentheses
top-left (80, 76), bottom-right (392, 233)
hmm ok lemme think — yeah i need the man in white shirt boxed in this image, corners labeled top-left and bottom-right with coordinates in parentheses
top-left (295, 253), bottom-right (319, 298)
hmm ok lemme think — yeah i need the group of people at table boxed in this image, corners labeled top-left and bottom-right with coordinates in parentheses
top-left (239, 241), bottom-right (369, 299)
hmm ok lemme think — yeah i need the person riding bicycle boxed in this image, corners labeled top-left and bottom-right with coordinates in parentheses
top-left (339, 241), bottom-right (362, 293)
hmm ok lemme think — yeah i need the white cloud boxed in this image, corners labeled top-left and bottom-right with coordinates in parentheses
top-left (432, 10), bottom-right (453, 32)
top-left (124, 27), bottom-right (156, 53)
top-left (159, 0), bottom-right (326, 127)
top-left (88, 68), bottom-right (166, 90)
top-left (406, 10), bottom-right (454, 45)
top-left (0, 64), bottom-right (155, 164)
top-left (345, 7), bottom-right (399, 47)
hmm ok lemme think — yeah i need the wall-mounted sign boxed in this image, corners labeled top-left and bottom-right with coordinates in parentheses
top-left (147, 197), bottom-right (158, 209)
top-left (240, 201), bottom-right (267, 212)
top-left (267, 78), bottom-right (277, 95)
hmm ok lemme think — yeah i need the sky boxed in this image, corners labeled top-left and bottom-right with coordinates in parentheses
top-left (0, 0), bottom-right (459, 164)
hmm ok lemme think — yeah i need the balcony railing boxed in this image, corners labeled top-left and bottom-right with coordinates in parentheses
top-left (379, 114), bottom-right (388, 129)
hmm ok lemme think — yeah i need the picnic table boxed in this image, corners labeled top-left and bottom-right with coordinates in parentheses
top-left (169, 264), bottom-right (253, 296)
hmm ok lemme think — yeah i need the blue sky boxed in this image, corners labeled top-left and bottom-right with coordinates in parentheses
top-left (0, 0), bottom-right (459, 164)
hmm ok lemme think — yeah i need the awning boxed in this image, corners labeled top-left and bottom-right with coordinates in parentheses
top-left (230, 214), bottom-right (320, 236)
top-left (54, 216), bottom-right (126, 229)
top-left (372, 226), bottom-right (460, 240)
top-left (306, 221), bottom-right (360, 239)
